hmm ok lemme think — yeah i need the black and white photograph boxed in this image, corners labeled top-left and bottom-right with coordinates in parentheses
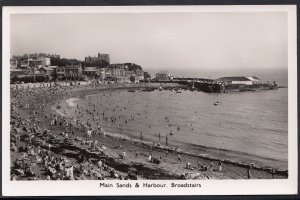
top-left (2, 5), bottom-right (297, 196)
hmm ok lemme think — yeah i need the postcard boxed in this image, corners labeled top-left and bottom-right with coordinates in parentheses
top-left (2, 5), bottom-right (297, 196)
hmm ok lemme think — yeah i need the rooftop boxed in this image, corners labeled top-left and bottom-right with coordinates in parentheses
top-left (83, 67), bottom-right (98, 72)
top-left (40, 66), bottom-right (54, 71)
top-left (218, 76), bottom-right (251, 81)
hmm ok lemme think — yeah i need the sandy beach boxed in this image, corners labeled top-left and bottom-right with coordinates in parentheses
top-left (10, 82), bottom-right (288, 180)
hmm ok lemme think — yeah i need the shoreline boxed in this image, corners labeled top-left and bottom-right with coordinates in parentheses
top-left (59, 85), bottom-right (288, 175)
top-left (10, 83), bottom-right (288, 180)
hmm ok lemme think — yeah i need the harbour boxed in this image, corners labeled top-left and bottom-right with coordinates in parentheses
top-left (10, 82), bottom-right (288, 181)
top-left (7, 10), bottom-right (291, 185)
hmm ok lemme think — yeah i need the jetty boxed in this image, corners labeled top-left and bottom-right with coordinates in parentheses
top-left (150, 76), bottom-right (280, 93)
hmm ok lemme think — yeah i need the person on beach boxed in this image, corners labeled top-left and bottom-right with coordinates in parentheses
top-left (158, 132), bottom-right (161, 141)
top-left (101, 144), bottom-right (107, 150)
top-left (148, 154), bottom-right (152, 162)
top-left (166, 135), bottom-right (168, 146)
top-left (247, 167), bottom-right (251, 179)
top-left (93, 140), bottom-right (98, 148)
top-left (209, 161), bottom-right (213, 171)
top-left (186, 162), bottom-right (191, 169)
top-left (218, 161), bottom-right (222, 172)
top-left (197, 161), bottom-right (202, 171)
top-left (98, 160), bottom-right (102, 169)
top-left (177, 155), bottom-right (182, 162)
top-left (246, 163), bottom-right (254, 179)
top-left (29, 135), bottom-right (34, 145)
top-left (140, 132), bottom-right (143, 140)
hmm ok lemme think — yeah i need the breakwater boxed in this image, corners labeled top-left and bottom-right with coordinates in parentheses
top-left (150, 80), bottom-right (278, 93)
top-left (150, 80), bottom-right (224, 93)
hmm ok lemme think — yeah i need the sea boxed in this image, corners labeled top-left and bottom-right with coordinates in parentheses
top-left (70, 88), bottom-right (288, 170)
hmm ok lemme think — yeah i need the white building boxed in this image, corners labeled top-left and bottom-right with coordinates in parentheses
top-left (246, 76), bottom-right (261, 84)
top-left (39, 57), bottom-right (51, 67)
top-left (217, 76), bottom-right (253, 85)
top-left (134, 69), bottom-right (144, 82)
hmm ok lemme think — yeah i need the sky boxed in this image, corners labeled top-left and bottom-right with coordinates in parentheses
top-left (10, 12), bottom-right (288, 82)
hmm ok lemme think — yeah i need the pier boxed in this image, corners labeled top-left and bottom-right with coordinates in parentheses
top-left (155, 78), bottom-right (225, 93)
top-left (152, 77), bottom-right (279, 93)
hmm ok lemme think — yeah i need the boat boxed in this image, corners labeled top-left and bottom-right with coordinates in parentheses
top-left (213, 101), bottom-right (220, 106)
top-left (127, 89), bottom-right (135, 92)
top-left (158, 87), bottom-right (163, 91)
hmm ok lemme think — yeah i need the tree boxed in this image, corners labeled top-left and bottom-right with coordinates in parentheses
top-left (51, 58), bottom-right (81, 66)
top-left (52, 70), bottom-right (58, 81)
top-left (128, 63), bottom-right (142, 71)
top-left (81, 60), bottom-right (109, 68)
top-left (144, 72), bottom-right (151, 80)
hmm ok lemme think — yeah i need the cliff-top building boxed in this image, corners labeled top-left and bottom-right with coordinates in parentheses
top-left (11, 53), bottom-right (52, 69)
top-left (156, 71), bottom-right (173, 81)
top-left (85, 53), bottom-right (110, 64)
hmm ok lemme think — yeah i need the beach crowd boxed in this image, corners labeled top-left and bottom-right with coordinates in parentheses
top-left (9, 82), bottom-right (283, 180)
top-left (10, 83), bottom-right (141, 180)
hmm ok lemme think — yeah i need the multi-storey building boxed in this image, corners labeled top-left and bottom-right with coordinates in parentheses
top-left (134, 69), bottom-right (144, 82)
top-left (10, 59), bottom-right (18, 69)
top-left (39, 66), bottom-right (55, 79)
top-left (12, 53), bottom-right (59, 70)
top-left (110, 67), bottom-right (127, 82)
top-left (83, 67), bottom-right (98, 78)
top-left (51, 65), bottom-right (82, 80)
top-left (39, 57), bottom-right (51, 67)
top-left (64, 64), bottom-right (83, 80)
top-left (99, 68), bottom-right (106, 80)
top-left (155, 71), bottom-right (173, 81)
top-left (85, 53), bottom-right (110, 64)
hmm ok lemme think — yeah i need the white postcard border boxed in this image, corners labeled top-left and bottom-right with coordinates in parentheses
top-left (2, 5), bottom-right (298, 196)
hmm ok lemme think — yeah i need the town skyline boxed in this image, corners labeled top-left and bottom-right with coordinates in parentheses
top-left (11, 12), bottom-right (288, 82)
top-left (10, 51), bottom-right (288, 84)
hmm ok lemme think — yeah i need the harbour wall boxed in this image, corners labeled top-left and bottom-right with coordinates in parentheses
top-left (151, 80), bottom-right (278, 93)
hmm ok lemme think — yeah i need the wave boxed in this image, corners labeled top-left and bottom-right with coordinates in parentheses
top-left (66, 97), bottom-right (79, 107)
